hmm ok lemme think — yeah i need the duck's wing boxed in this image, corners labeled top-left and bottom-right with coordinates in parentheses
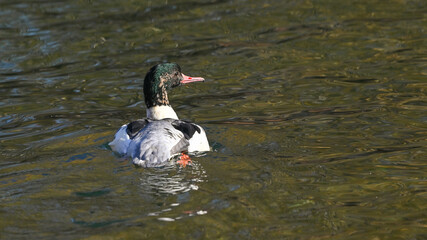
top-left (172, 120), bottom-right (210, 152)
top-left (109, 119), bottom-right (151, 155)
top-left (171, 119), bottom-right (201, 139)
top-left (126, 119), bottom-right (151, 139)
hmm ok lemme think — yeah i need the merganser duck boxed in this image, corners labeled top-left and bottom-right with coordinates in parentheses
top-left (109, 63), bottom-right (210, 167)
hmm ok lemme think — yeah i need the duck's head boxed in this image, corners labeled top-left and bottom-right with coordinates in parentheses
top-left (143, 63), bottom-right (204, 108)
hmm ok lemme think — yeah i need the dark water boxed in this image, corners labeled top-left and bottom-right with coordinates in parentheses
top-left (1, 0), bottom-right (426, 239)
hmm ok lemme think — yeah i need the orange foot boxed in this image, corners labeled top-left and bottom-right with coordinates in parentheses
top-left (177, 153), bottom-right (192, 168)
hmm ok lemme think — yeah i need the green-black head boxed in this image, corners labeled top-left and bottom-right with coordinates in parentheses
top-left (143, 63), bottom-right (204, 108)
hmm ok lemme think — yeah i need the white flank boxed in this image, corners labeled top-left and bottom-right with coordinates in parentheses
top-left (108, 125), bottom-right (130, 155)
top-left (188, 125), bottom-right (210, 152)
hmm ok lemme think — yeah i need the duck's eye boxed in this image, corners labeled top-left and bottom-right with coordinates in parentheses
top-left (174, 72), bottom-right (179, 76)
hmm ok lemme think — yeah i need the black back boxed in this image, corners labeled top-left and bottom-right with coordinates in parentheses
top-left (126, 118), bottom-right (201, 141)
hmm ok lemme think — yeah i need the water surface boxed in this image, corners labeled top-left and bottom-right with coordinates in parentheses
top-left (0, 0), bottom-right (426, 239)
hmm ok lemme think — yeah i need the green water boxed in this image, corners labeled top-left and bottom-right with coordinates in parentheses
top-left (1, 0), bottom-right (426, 239)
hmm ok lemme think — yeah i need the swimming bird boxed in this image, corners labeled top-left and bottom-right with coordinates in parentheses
top-left (109, 63), bottom-right (210, 167)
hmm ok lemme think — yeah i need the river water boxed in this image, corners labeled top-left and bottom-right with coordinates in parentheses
top-left (1, 0), bottom-right (426, 239)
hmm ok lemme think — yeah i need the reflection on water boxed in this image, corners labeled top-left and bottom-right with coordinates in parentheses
top-left (137, 161), bottom-right (207, 195)
top-left (1, 0), bottom-right (426, 238)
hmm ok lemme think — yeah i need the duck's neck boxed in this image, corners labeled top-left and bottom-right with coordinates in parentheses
top-left (146, 105), bottom-right (179, 120)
